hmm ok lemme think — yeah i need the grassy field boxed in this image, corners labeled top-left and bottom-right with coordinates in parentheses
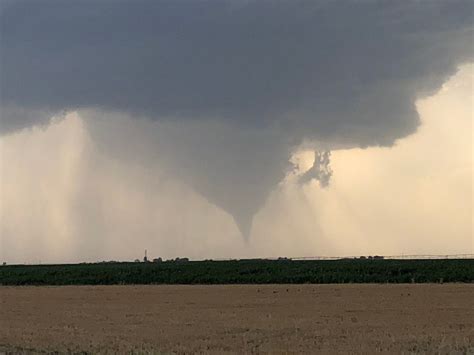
top-left (1, 258), bottom-right (473, 285)
top-left (1, 284), bottom-right (473, 353)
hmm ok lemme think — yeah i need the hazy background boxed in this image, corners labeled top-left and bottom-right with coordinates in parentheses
top-left (0, 1), bottom-right (472, 263)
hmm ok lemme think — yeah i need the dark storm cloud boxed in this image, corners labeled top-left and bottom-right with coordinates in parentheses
top-left (1, 0), bottom-right (472, 237)
top-left (1, 0), bottom-right (472, 145)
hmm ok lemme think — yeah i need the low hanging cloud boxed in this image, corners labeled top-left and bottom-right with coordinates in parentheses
top-left (299, 151), bottom-right (332, 188)
top-left (1, 1), bottom-right (473, 237)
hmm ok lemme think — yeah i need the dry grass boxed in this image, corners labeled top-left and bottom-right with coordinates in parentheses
top-left (0, 284), bottom-right (473, 354)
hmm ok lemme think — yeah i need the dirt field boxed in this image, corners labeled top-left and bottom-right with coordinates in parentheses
top-left (0, 284), bottom-right (473, 354)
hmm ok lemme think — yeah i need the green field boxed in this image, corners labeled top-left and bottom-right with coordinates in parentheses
top-left (0, 259), bottom-right (473, 285)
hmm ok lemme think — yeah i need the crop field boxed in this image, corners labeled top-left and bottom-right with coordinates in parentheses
top-left (1, 259), bottom-right (473, 285)
top-left (0, 284), bottom-right (473, 353)
top-left (2, 260), bottom-right (472, 353)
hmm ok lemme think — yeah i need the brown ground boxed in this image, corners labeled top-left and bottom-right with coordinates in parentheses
top-left (0, 284), bottom-right (473, 354)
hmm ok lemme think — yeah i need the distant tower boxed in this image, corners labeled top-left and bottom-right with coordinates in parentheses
top-left (144, 249), bottom-right (148, 263)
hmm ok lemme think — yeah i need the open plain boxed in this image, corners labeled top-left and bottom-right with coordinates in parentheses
top-left (0, 284), bottom-right (473, 353)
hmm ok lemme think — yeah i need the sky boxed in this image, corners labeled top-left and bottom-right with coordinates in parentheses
top-left (0, 1), bottom-right (473, 263)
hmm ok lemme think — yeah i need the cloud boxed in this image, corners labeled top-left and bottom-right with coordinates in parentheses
top-left (1, 64), bottom-right (472, 263)
top-left (2, 1), bottom-right (472, 141)
top-left (1, 1), bottom-right (472, 236)
top-left (298, 151), bottom-right (332, 187)
top-left (81, 110), bottom-right (291, 238)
